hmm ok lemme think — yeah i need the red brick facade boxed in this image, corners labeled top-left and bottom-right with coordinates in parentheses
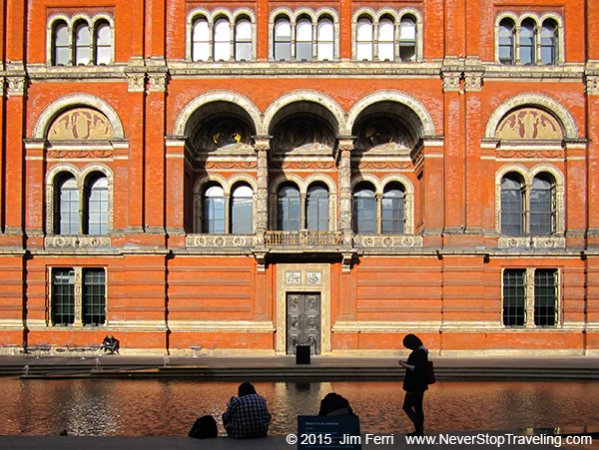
top-left (1, 0), bottom-right (598, 355)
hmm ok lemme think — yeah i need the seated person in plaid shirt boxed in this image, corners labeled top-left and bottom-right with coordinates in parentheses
top-left (222, 382), bottom-right (271, 438)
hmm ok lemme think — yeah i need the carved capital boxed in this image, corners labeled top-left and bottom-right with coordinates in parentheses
top-left (464, 72), bottom-right (484, 92)
top-left (254, 137), bottom-right (271, 153)
top-left (442, 71), bottom-right (462, 92)
top-left (148, 73), bottom-right (168, 93)
top-left (126, 73), bottom-right (146, 93)
top-left (7, 77), bottom-right (26, 97)
top-left (586, 75), bottom-right (599, 96)
top-left (0, 77), bottom-right (4, 97)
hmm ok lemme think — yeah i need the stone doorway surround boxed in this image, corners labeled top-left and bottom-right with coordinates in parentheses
top-left (276, 264), bottom-right (331, 355)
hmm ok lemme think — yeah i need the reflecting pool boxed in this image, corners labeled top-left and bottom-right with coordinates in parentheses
top-left (0, 379), bottom-right (597, 436)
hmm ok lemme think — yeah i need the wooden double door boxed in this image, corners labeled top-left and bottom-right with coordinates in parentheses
top-left (286, 292), bottom-right (321, 355)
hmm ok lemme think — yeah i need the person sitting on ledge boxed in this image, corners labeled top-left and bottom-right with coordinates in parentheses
top-left (318, 392), bottom-right (355, 416)
top-left (100, 335), bottom-right (120, 354)
top-left (222, 382), bottom-right (271, 439)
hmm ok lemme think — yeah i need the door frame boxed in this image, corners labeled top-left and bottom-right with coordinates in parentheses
top-left (276, 264), bottom-right (331, 355)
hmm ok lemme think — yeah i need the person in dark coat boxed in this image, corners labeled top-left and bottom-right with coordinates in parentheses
top-left (318, 392), bottom-right (354, 416)
top-left (399, 334), bottom-right (429, 436)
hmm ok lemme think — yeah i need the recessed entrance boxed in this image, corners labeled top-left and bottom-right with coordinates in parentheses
top-left (286, 292), bottom-right (321, 355)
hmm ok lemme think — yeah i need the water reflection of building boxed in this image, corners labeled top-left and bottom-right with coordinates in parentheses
top-left (0, 1), bottom-right (598, 356)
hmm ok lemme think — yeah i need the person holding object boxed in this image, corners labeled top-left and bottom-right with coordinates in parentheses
top-left (399, 334), bottom-right (429, 436)
top-left (222, 382), bottom-right (271, 438)
top-left (100, 335), bottom-right (120, 354)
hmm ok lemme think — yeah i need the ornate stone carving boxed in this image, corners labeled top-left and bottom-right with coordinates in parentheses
top-left (126, 73), bottom-right (146, 93)
top-left (286, 271), bottom-right (301, 285)
top-left (7, 77), bottom-right (25, 97)
top-left (497, 236), bottom-right (566, 249)
top-left (186, 234), bottom-right (253, 248)
top-left (48, 108), bottom-right (114, 141)
top-left (46, 149), bottom-right (113, 159)
top-left (148, 73), bottom-right (168, 93)
top-left (203, 161), bottom-right (257, 170)
top-left (442, 71), bottom-right (461, 92)
top-left (464, 72), bottom-right (483, 91)
top-left (586, 75), bottom-right (599, 95)
top-left (354, 161), bottom-right (413, 170)
top-left (495, 149), bottom-right (563, 159)
top-left (306, 271), bottom-right (322, 285)
top-left (45, 236), bottom-right (111, 249)
top-left (353, 235), bottom-right (424, 248)
top-left (496, 108), bottom-right (563, 140)
top-left (254, 138), bottom-right (270, 234)
top-left (337, 140), bottom-right (353, 242)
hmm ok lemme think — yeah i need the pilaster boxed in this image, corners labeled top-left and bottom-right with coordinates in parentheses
top-left (337, 138), bottom-right (353, 246)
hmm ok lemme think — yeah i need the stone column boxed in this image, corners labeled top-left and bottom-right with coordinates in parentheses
top-left (337, 138), bottom-right (354, 246)
top-left (254, 137), bottom-right (270, 245)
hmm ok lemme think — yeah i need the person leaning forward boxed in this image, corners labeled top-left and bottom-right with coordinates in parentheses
top-left (222, 382), bottom-right (271, 439)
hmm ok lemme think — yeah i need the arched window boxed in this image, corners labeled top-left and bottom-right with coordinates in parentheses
top-left (274, 17), bottom-right (292, 61)
top-left (192, 17), bottom-right (210, 61)
top-left (519, 20), bottom-right (535, 65)
top-left (53, 21), bottom-right (70, 65)
top-left (296, 17), bottom-right (313, 60)
top-left (235, 18), bottom-right (252, 61)
top-left (203, 185), bottom-right (226, 234)
top-left (213, 17), bottom-right (231, 61)
top-left (356, 17), bottom-right (373, 61)
top-left (57, 175), bottom-right (80, 235)
top-left (498, 19), bottom-right (515, 64)
top-left (378, 17), bottom-right (394, 61)
top-left (530, 174), bottom-right (556, 236)
top-left (501, 174), bottom-right (524, 236)
top-left (540, 20), bottom-right (558, 65)
top-left (353, 183), bottom-right (377, 234)
top-left (74, 21), bottom-right (91, 65)
top-left (85, 175), bottom-right (109, 235)
top-left (231, 184), bottom-right (253, 234)
top-left (317, 17), bottom-right (334, 61)
top-left (95, 21), bottom-right (112, 65)
top-left (277, 184), bottom-right (301, 231)
top-left (306, 184), bottom-right (329, 231)
top-left (382, 183), bottom-right (405, 234)
top-left (399, 16), bottom-right (417, 61)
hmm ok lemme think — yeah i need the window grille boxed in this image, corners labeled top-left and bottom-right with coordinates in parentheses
top-left (83, 269), bottom-right (106, 326)
top-left (502, 269), bottom-right (526, 326)
top-left (52, 269), bottom-right (75, 326)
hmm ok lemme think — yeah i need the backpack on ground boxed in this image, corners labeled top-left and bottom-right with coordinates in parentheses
top-left (188, 415), bottom-right (218, 439)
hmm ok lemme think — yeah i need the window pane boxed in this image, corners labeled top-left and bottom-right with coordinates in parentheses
top-left (317, 19), bottom-right (334, 60)
top-left (534, 269), bottom-right (557, 326)
top-left (277, 185), bottom-right (301, 231)
top-left (378, 19), bottom-right (394, 61)
top-left (530, 176), bottom-right (554, 236)
top-left (399, 17), bottom-right (416, 61)
top-left (382, 187), bottom-right (405, 234)
top-left (87, 176), bottom-right (109, 235)
top-left (519, 23), bottom-right (535, 65)
top-left (59, 177), bottom-right (79, 235)
top-left (52, 268), bottom-right (75, 326)
top-left (501, 175), bottom-right (524, 236)
top-left (95, 22), bottom-right (112, 64)
top-left (214, 18), bottom-right (231, 61)
top-left (306, 185), bottom-right (329, 231)
top-left (541, 22), bottom-right (557, 65)
top-left (235, 19), bottom-right (252, 61)
top-left (83, 269), bottom-right (106, 326)
top-left (503, 269), bottom-right (526, 326)
top-left (499, 21), bottom-right (514, 64)
top-left (231, 185), bottom-right (253, 234)
top-left (356, 19), bottom-right (373, 60)
top-left (296, 19), bottom-right (312, 60)
top-left (192, 18), bottom-right (210, 61)
top-left (53, 22), bottom-right (70, 65)
top-left (274, 18), bottom-right (291, 61)
top-left (75, 23), bottom-right (91, 65)
top-left (353, 185), bottom-right (376, 234)
top-left (203, 185), bottom-right (225, 234)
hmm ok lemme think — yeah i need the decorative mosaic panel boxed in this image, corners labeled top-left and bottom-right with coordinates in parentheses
top-left (496, 108), bottom-right (563, 140)
top-left (48, 108), bottom-right (114, 141)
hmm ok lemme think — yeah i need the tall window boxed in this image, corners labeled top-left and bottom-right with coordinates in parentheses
top-left (296, 17), bottom-right (313, 60)
top-left (306, 184), bottom-right (329, 231)
top-left (317, 18), bottom-right (334, 61)
top-left (231, 184), bottom-right (253, 234)
top-left (530, 174), bottom-right (556, 236)
top-left (399, 16), bottom-right (417, 61)
top-left (86, 175), bottom-right (109, 235)
top-left (52, 268), bottom-right (75, 326)
top-left (540, 20), bottom-right (557, 65)
top-left (83, 269), bottom-right (106, 326)
top-left (203, 185), bottom-right (226, 234)
top-left (534, 269), bottom-right (557, 326)
top-left (353, 183), bottom-right (377, 234)
top-left (378, 17), bottom-right (394, 61)
top-left (213, 17), bottom-right (231, 61)
top-left (53, 21), bottom-right (70, 65)
top-left (519, 20), bottom-right (535, 65)
top-left (274, 17), bottom-right (292, 61)
top-left (382, 184), bottom-right (405, 234)
top-left (498, 19), bottom-right (515, 64)
top-left (500, 174), bottom-right (524, 236)
top-left (192, 17), bottom-right (210, 61)
top-left (74, 22), bottom-right (92, 65)
top-left (95, 21), bottom-right (112, 65)
top-left (356, 17), bottom-right (373, 61)
top-left (235, 18), bottom-right (253, 61)
top-left (502, 269), bottom-right (526, 326)
top-left (277, 184), bottom-right (301, 231)
top-left (58, 175), bottom-right (80, 235)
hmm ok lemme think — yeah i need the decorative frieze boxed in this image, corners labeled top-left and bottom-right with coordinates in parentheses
top-left (354, 235), bottom-right (423, 248)
top-left (186, 234), bottom-right (254, 248)
top-left (498, 236), bottom-right (566, 249)
top-left (45, 236), bottom-right (111, 249)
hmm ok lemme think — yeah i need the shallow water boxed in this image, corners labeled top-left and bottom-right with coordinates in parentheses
top-left (0, 379), bottom-right (597, 436)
